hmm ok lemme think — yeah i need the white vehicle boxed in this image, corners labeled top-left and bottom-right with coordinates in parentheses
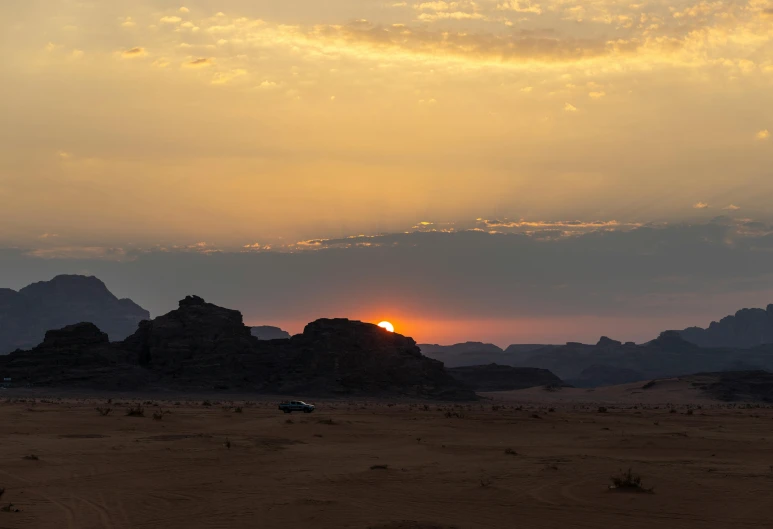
top-left (278, 401), bottom-right (315, 413)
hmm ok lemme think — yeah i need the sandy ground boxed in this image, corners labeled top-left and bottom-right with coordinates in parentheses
top-left (1, 389), bottom-right (773, 528)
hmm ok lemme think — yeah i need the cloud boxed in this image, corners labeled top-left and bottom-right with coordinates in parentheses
top-left (121, 17), bottom-right (136, 28)
top-left (211, 69), bottom-right (247, 84)
top-left (496, 1), bottom-right (542, 14)
top-left (589, 91), bottom-right (606, 98)
top-left (160, 16), bottom-right (182, 24)
top-left (121, 47), bottom-right (147, 58)
top-left (723, 204), bottom-right (741, 211)
top-left (757, 129), bottom-right (770, 140)
top-left (184, 58), bottom-right (213, 67)
top-left (693, 202), bottom-right (709, 209)
top-left (564, 102), bottom-right (578, 112)
top-left (179, 7), bottom-right (190, 13)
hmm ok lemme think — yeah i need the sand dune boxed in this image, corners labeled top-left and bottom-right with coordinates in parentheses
top-left (2, 393), bottom-right (773, 528)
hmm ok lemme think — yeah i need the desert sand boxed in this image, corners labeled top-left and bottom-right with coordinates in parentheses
top-left (2, 388), bottom-right (773, 528)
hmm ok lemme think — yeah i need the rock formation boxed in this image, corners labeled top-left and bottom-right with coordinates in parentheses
top-left (447, 364), bottom-right (570, 391)
top-left (678, 305), bottom-right (773, 348)
top-left (1, 297), bottom-right (477, 399)
top-left (277, 319), bottom-right (476, 399)
top-left (0, 275), bottom-right (149, 354)
top-left (251, 326), bottom-right (292, 340)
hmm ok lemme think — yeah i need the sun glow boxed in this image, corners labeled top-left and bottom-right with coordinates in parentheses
top-left (378, 321), bottom-right (395, 333)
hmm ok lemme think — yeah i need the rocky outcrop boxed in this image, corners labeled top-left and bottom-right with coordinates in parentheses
top-left (1, 297), bottom-right (477, 399)
top-left (251, 326), bottom-right (291, 340)
top-left (0, 275), bottom-right (149, 354)
top-left (0, 323), bottom-right (144, 389)
top-left (678, 305), bottom-right (773, 348)
top-left (278, 319), bottom-right (476, 399)
top-left (447, 364), bottom-right (569, 392)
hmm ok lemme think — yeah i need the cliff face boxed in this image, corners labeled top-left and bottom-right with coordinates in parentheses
top-left (0, 275), bottom-right (149, 354)
top-left (678, 305), bottom-right (773, 348)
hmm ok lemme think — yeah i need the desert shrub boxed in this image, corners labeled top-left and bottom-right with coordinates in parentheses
top-left (22, 454), bottom-right (39, 461)
top-left (492, 405), bottom-right (502, 411)
top-left (504, 448), bottom-right (518, 456)
top-left (96, 407), bottom-right (112, 416)
top-left (285, 419), bottom-right (294, 424)
top-left (318, 419), bottom-right (336, 425)
top-left (670, 409), bottom-right (677, 414)
top-left (598, 406), bottom-right (608, 413)
top-left (610, 468), bottom-right (653, 492)
top-left (370, 464), bottom-right (389, 470)
top-left (0, 487), bottom-right (5, 499)
top-left (642, 380), bottom-right (656, 389)
top-left (1, 503), bottom-right (19, 513)
top-left (480, 478), bottom-right (492, 488)
top-left (234, 407), bottom-right (243, 413)
top-left (531, 413), bottom-right (542, 419)
top-left (686, 409), bottom-right (694, 415)
top-left (202, 400), bottom-right (212, 407)
top-left (152, 411), bottom-right (163, 421)
top-left (126, 406), bottom-right (145, 417)
top-left (548, 407), bottom-right (555, 413)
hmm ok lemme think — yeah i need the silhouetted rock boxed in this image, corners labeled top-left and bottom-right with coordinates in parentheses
top-left (251, 326), bottom-right (291, 340)
top-left (596, 336), bottom-right (622, 348)
top-left (120, 296), bottom-right (269, 388)
top-left (0, 323), bottom-right (143, 389)
top-left (0, 296), bottom-right (477, 398)
top-left (420, 342), bottom-right (503, 355)
top-left (447, 364), bottom-right (570, 391)
top-left (0, 275), bottom-right (149, 354)
top-left (678, 305), bottom-right (773, 348)
top-left (278, 319), bottom-right (477, 400)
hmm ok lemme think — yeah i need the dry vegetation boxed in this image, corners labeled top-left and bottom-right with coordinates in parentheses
top-left (1, 393), bottom-right (773, 528)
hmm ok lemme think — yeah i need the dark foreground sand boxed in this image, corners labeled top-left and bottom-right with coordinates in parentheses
top-left (1, 388), bottom-right (773, 528)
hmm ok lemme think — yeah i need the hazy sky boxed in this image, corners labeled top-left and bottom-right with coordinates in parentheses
top-left (1, 0), bottom-right (772, 344)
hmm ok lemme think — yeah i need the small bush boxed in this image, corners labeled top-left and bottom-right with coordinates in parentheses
top-left (504, 448), bottom-right (518, 456)
top-left (598, 407), bottom-right (608, 413)
top-left (318, 419), bottom-right (336, 425)
top-left (96, 407), bottom-right (112, 416)
top-left (686, 409), bottom-right (694, 416)
top-left (22, 454), bottom-right (39, 461)
top-left (126, 406), bottom-right (145, 417)
top-left (234, 407), bottom-right (243, 413)
top-left (1, 503), bottom-right (19, 513)
top-left (610, 468), bottom-right (653, 492)
top-left (202, 400), bottom-right (212, 407)
top-left (152, 411), bottom-right (163, 421)
top-left (370, 464), bottom-right (389, 470)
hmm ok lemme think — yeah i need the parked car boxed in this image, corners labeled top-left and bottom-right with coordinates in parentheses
top-left (278, 401), bottom-right (315, 413)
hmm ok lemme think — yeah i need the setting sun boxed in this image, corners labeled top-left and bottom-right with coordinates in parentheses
top-left (378, 321), bottom-right (395, 333)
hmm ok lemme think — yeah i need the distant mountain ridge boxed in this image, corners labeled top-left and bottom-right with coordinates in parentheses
top-left (251, 326), bottom-right (291, 340)
top-left (0, 275), bottom-right (149, 354)
top-left (677, 305), bottom-right (773, 348)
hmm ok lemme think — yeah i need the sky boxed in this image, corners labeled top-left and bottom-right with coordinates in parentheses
top-left (1, 0), bottom-right (772, 345)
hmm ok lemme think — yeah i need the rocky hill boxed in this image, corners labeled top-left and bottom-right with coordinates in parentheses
top-left (251, 326), bottom-right (291, 340)
top-left (682, 371), bottom-right (773, 402)
top-left (0, 275), bottom-right (149, 354)
top-left (678, 305), bottom-right (773, 348)
top-left (0, 297), bottom-right (476, 400)
top-left (447, 364), bottom-right (569, 391)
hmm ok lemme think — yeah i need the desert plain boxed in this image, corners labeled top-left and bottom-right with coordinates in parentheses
top-left (1, 382), bottom-right (773, 529)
